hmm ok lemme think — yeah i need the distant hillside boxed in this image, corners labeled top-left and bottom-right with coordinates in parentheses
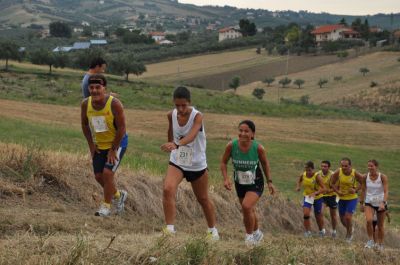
top-left (0, 0), bottom-right (399, 29)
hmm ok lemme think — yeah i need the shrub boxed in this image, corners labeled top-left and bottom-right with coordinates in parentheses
top-left (359, 67), bottom-right (370, 76)
top-left (294, 79), bottom-right (305, 89)
top-left (299, 95), bottom-right (310, 105)
top-left (279, 77), bottom-right (291, 88)
top-left (252, 88), bottom-right (266, 100)
top-left (317, 78), bottom-right (328, 88)
top-left (263, 77), bottom-right (275, 86)
top-left (370, 81), bottom-right (378, 87)
top-left (334, 76), bottom-right (343, 81)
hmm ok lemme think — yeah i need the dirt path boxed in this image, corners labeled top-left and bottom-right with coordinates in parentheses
top-left (1, 99), bottom-right (400, 150)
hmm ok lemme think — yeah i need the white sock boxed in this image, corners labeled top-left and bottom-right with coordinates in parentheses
top-left (166, 225), bottom-right (175, 232)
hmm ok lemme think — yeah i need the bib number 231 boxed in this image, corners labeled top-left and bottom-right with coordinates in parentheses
top-left (176, 146), bottom-right (193, 166)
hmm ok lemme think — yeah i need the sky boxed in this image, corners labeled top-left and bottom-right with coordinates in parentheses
top-left (178, 0), bottom-right (400, 16)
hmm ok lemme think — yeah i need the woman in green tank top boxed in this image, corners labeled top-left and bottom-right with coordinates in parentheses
top-left (220, 120), bottom-right (276, 247)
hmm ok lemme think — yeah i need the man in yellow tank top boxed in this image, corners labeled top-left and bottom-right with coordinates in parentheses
top-left (81, 74), bottom-right (128, 217)
top-left (330, 157), bottom-right (364, 242)
top-left (317, 160), bottom-right (338, 237)
top-left (295, 161), bottom-right (326, 237)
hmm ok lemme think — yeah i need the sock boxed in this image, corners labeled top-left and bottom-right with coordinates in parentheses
top-left (166, 225), bottom-right (175, 232)
top-left (114, 190), bottom-right (121, 199)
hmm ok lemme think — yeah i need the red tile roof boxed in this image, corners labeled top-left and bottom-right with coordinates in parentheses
top-left (219, 27), bottom-right (238, 33)
top-left (149, 31), bottom-right (165, 36)
top-left (311, 24), bottom-right (345, 34)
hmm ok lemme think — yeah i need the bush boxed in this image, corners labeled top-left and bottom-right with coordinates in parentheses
top-left (279, 77), bottom-right (291, 88)
top-left (333, 76), bottom-right (343, 81)
top-left (370, 81), bottom-right (378, 87)
top-left (299, 95), bottom-right (310, 105)
top-left (252, 88), bottom-right (265, 100)
top-left (317, 78), bottom-right (328, 88)
top-left (294, 79), bottom-right (305, 89)
top-left (359, 67), bottom-right (370, 76)
top-left (263, 77), bottom-right (275, 86)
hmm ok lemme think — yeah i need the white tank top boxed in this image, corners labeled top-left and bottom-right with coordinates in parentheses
top-left (169, 107), bottom-right (207, 171)
top-left (365, 172), bottom-right (384, 207)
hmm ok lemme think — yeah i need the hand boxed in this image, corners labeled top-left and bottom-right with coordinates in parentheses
top-left (268, 183), bottom-right (276, 195)
top-left (161, 142), bottom-right (178, 152)
top-left (378, 202), bottom-right (385, 211)
top-left (107, 149), bottom-right (119, 165)
top-left (89, 144), bottom-right (100, 158)
top-left (348, 188), bottom-right (356, 194)
top-left (359, 203), bottom-right (365, 212)
top-left (224, 179), bottom-right (232, 191)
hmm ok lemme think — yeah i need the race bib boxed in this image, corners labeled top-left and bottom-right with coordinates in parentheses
top-left (91, 116), bottom-right (108, 132)
top-left (176, 145), bottom-right (193, 166)
top-left (236, 170), bottom-right (255, 185)
top-left (369, 194), bottom-right (384, 206)
top-left (305, 195), bottom-right (315, 204)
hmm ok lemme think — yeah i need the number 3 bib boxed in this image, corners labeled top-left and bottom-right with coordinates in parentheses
top-left (176, 145), bottom-right (193, 167)
top-left (236, 170), bottom-right (256, 185)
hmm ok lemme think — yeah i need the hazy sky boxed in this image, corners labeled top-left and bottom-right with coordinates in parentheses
top-left (179, 0), bottom-right (400, 15)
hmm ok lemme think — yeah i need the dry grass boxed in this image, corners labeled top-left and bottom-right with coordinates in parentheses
top-left (2, 98), bottom-right (400, 151)
top-left (238, 51), bottom-right (400, 105)
top-left (0, 142), bottom-right (399, 264)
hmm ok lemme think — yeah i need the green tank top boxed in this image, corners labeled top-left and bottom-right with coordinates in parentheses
top-left (231, 139), bottom-right (259, 185)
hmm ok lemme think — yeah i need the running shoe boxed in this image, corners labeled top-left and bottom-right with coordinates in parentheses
top-left (304, 231), bottom-right (312, 238)
top-left (331, 230), bottom-right (337, 238)
top-left (162, 226), bottom-right (176, 236)
top-left (376, 244), bottom-right (384, 251)
top-left (319, 228), bottom-right (326, 237)
top-left (364, 240), bottom-right (374, 249)
top-left (245, 234), bottom-right (256, 247)
top-left (95, 203), bottom-right (111, 217)
top-left (253, 230), bottom-right (264, 243)
top-left (206, 229), bottom-right (220, 241)
top-left (113, 190), bottom-right (127, 214)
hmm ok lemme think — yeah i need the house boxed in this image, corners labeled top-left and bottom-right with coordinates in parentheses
top-left (72, 42), bottom-right (91, 50)
top-left (90, 39), bottom-right (107, 45)
top-left (53, 46), bottom-right (73, 52)
top-left (149, 31), bottom-right (166, 42)
top-left (81, 21), bottom-right (90, 27)
top-left (159, 39), bottom-right (173, 45)
top-left (370, 26), bottom-right (383, 33)
top-left (40, 29), bottom-right (50, 38)
top-left (74, 27), bottom-right (83, 33)
top-left (92, 31), bottom-right (105, 38)
top-left (311, 24), bottom-right (360, 45)
top-left (218, 27), bottom-right (242, 42)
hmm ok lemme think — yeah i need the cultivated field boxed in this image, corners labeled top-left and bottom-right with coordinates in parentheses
top-left (238, 51), bottom-right (400, 108)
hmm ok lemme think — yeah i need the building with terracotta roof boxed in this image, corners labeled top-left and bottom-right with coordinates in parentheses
top-left (218, 27), bottom-right (242, 42)
top-left (149, 31), bottom-right (166, 42)
top-left (311, 24), bottom-right (360, 45)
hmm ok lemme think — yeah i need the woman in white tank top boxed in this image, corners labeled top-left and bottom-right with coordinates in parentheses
top-left (360, 159), bottom-right (389, 250)
top-left (160, 86), bottom-right (219, 240)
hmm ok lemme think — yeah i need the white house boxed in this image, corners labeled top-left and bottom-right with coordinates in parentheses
top-left (92, 31), bottom-right (105, 38)
top-left (218, 27), bottom-right (242, 42)
top-left (149, 31), bottom-right (166, 42)
top-left (311, 24), bottom-right (360, 45)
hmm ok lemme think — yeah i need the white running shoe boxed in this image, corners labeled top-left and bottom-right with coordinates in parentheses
top-left (331, 230), bottom-right (337, 238)
top-left (113, 190), bottom-right (127, 214)
top-left (319, 228), bottom-right (326, 237)
top-left (253, 230), bottom-right (264, 243)
top-left (206, 229), bottom-right (220, 241)
top-left (304, 231), bottom-right (312, 238)
top-left (95, 203), bottom-right (111, 217)
top-left (364, 240), bottom-right (374, 249)
top-left (162, 226), bottom-right (176, 236)
top-left (245, 234), bottom-right (256, 247)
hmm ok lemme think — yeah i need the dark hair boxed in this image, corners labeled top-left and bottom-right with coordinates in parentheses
top-left (305, 161), bottom-right (314, 169)
top-left (173, 86), bottom-right (191, 101)
top-left (88, 74), bottom-right (107, 87)
top-left (321, 160), bottom-right (331, 167)
top-left (341, 157), bottom-right (352, 165)
top-left (89, 57), bottom-right (107, 69)
top-left (239, 120), bottom-right (255, 133)
top-left (368, 159), bottom-right (379, 167)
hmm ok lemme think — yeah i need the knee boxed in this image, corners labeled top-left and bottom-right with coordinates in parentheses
top-left (196, 196), bottom-right (210, 207)
top-left (241, 203), bottom-right (253, 214)
top-left (163, 186), bottom-right (176, 200)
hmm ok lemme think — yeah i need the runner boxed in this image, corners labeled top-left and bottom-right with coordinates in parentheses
top-left (220, 120), bottom-right (276, 246)
top-left (360, 159), bottom-right (389, 250)
top-left (317, 160), bottom-right (338, 237)
top-left (330, 158), bottom-right (363, 242)
top-left (160, 86), bottom-right (219, 240)
top-left (81, 74), bottom-right (128, 216)
top-left (81, 57), bottom-right (107, 98)
top-left (296, 161), bottom-right (326, 237)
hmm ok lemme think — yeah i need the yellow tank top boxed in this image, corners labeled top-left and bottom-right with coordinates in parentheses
top-left (317, 170), bottom-right (336, 197)
top-left (338, 168), bottom-right (358, 200)
top-left (87, 96), bottom-right (116, 150)
top-left (302, 172), bottom-right (323, 199)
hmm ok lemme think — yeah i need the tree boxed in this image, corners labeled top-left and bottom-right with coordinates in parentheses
top-left (339, 18), bottom-right (348, 26)
top-left (49, 21), bottom-right (72, 38)
top-left (252, 88), bottom-right (265, 100)
top-left (317, 78), bottom-right (328, 88)
top-left (30, 49), bottom-right (55, 74)
top-left (359, 67), bottom-right (370, 76)
top-left (294, 79), bottom-right (305, 89)
top-left (279, 77), bottom-right (291, 88)
top-left (82, 26), bottom-right (92, 37)
top-left (239, 19), bottom-right (257, 37)
top-left (110, 54), bottom-right (146, 81)
top-left (0, 41), bottom-right (20, 71)
top-left (229, 76), bottom-right (240, 92)
top-left (263, 77), bottom-right (275, 86)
